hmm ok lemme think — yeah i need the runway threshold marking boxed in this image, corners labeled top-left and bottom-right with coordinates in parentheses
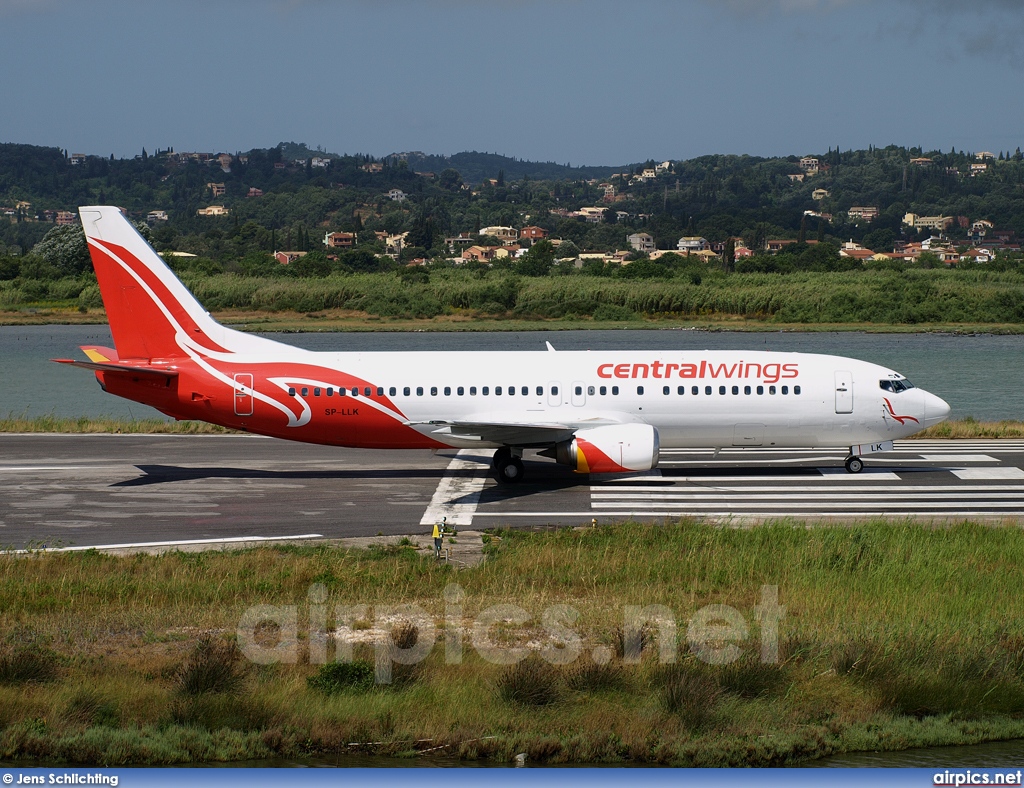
top-left (3, 533), bottom-right (325, 554)
top-left (420, 449), bottom-right (494, 528)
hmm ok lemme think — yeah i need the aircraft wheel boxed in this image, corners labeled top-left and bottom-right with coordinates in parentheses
top-left (492, 446), bottom-right (512, 468)
top-left (496, 456), bottom-right (525, 484)
top-left (845, 456), bottom-right (864, 474)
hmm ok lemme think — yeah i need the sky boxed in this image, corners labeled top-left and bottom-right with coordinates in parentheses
top-left (2, 0), bottom-right (1023, 166)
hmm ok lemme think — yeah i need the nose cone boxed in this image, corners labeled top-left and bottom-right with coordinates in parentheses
top-left (923, 390), bottom-right (951, 427)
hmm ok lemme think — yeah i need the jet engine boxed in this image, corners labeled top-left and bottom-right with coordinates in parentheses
top-left (544, 423), bottom-right (660, 474)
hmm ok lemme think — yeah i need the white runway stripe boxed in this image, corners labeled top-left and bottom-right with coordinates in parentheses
top-left (592, 484), bottom-right (1024, 493)
top-left (591, 492), bottom-right (1024, 501)
top-left (420, 449), bottom-right (494, 527)
top-left (3, 534), bottom-right (324, 554)
top-left (596, 501), bottom-right (1024, 509)
top-left (475, 511), bottom-right (1024, 518)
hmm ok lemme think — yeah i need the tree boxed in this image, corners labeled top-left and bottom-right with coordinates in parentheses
top-left (439, 168), bottom-right (463, 191)
top-left (291, 250), bottom-right (331, 277)
top-left (723, 237), bottom-right (736, 271)
top-left (32, 224), bottom-right (91, 275)
top-left (618, 258), bottom-right (671, 279)
top-left (515, 239), bottom-right (555, 276)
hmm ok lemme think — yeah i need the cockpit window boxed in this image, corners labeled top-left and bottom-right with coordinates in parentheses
top-left (880, 379), bottom-right (915, 393)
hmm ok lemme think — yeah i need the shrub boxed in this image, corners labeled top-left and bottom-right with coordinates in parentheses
top-left (307, 660), bottom-right (376, 694)
top-left (717, 655), bottom-right (788, 698)
top-left (496, 654), bottom-right (561, 706)
top-left (173, 638), bottom-right (244, 696)
top-left (564, 659), bottom-right (626, 693)
top-left (64, 690), bottom-right (120, 727)
top-left (658, 663), bottom-right (722, 729)
top-left (0, 645), bottom-right (60, 684)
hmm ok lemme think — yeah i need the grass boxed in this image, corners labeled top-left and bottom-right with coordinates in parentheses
top-left (2, 520), bottom-right (1024, 764)
top-left (9, 267), bottom-right (1024, 332)
top-left (0, 414), bottom-right (236, 434)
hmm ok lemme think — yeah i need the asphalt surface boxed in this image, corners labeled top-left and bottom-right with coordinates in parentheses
top-left (3, 434), bottom-right (1024, 551)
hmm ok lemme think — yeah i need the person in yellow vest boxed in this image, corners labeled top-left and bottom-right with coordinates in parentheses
top-left (432, 517), bottom-right (446, 557)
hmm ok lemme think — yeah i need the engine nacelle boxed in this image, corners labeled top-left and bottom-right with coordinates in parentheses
top-left (548, 423), bottom-right (660, 474)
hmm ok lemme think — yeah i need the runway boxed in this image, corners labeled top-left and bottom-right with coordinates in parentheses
top-left (2, 434), bottom-right (1024, 551)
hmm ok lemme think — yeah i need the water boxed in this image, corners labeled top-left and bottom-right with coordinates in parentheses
top-left (256, 738), bottom-right (1024, 766)
top-left (8, 738), bottom-right (1021, 767)
top-left (3, 325), bottom-right (1023, 420)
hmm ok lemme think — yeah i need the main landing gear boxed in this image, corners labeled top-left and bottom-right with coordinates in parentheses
top-left (844, 456), bottom-right (864, 474)
top-left (493, 446), bottom-right (525, 484)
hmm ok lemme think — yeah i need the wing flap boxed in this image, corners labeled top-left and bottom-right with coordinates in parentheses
top-left (407, 418), bottom-right (620, 446)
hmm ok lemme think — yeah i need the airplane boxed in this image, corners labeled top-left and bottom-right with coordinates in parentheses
top-left (55, 205), bottom-right (951, 484)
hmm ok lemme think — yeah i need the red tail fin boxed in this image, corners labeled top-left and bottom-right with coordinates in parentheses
top-left (79, 207), bottom-right (278, 361)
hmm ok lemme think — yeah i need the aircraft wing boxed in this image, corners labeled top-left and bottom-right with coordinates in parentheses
top-left (407, 416), bottom-right (623, 446)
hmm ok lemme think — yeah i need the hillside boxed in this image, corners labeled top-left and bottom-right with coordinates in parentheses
top-left (1, 140), bottom-right (1022, 268)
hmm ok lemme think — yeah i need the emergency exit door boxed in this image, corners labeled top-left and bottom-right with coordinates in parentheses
top-left (835, 371), bottom-right (853, 414)
top-left (233, 373), bottom-right (254, 416)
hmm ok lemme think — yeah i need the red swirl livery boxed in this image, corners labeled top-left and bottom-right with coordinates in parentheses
top-left (56, 207), bottom-right (951, 481)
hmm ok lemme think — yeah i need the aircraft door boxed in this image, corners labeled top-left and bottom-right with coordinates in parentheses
top-left (571, 381), bottom-right (587, 407)
top-left (835, 370), bottom-right (853, 414)
top-left (548, 382), bottom-right (562, 407)
top-left (233, 372), bottom-right (254, 416)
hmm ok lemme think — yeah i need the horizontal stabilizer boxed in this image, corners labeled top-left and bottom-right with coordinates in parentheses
top-left (52, 359), bottom-right (178, 378)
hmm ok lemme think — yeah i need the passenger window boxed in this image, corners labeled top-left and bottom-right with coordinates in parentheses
top-left (288, 387), bottom-right (296, 396)
top-left (483, 387), bottom-right (489, 395)
top-left (782, 386), bottom-right (789, 395)
top-left (496, 386), bottom-right (503, 395)
top-left (599, 386), bottom-right (607, 395)
top-left (509, 387), bottom-right (515, 396)
top-left (637, 386), bottom-right (644, 395)
top-left (731, 386), bottom-right (739, 395)
top-left (431, 387), bottom-right (438, 396)
top-left (612, 386), bottom-right (619, 395)
top-left (692, 386), bottom-right (698, 395)
top-left (575, 386), bottom-right (582, 395)
top-left (588, 386), bottom-right (595, 395)
top-left (663, 386), bottom-right (670, 395)
top-left (416, 387), bottom-right (424, 396)
top-left (351, 387), bottom-right (359, 396)
top-left (794, 385), bottom-right (801, 395)
top-left (552, 386), bottom-right (559, 395)
top-left (389, 387), bottom-right (396, 397)
top-left (376, 387), bottom-right (383, 397)
top-left (340, 388), bottom-right (346, 396)
top-left (744, 386), bottom-right (751, 395)
top-left (769, 386), bottom-right (776, 394)
top-left (314, 387), bottom-right (321, 396)
top-left (444, 387), bottom-right (451, 396)
top-left (327, 387), bottom-right (334, 397)
top-left (719, 386), bottom-right (726, 395)
top-left (403, 387), bottom-right (410, 396)
top-left (301, 387), bottom-right (308, 397)
top-left (457, 387), bottom-right (464, 396)
top-left (757, 385), bottom-right (764, 395)
top-left (521, 387), bottom-right (528, 396)
top-left (678, 386), bottom-right (685, 395)
top-left (470, 387), bottom-right (477, 395)
top-left (537, 386), bottom-right (544, 396)
top-left (705, 386), bottom-right (712, 395)
top-left (364, 387), bottom-right (371, 397)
